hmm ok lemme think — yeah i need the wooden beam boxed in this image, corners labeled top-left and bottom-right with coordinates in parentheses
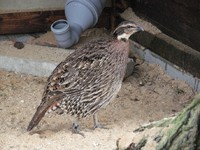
top-left (131, 31), bottom-right (200, 79)
top-left (0, 10), bottom-right (65, 34)
top-left (0, 8), bottom-right (111, 35)
top-left (134, 0), bottom-right (200, 52)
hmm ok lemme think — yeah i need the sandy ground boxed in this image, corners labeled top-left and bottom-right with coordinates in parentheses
top-left (0, 60), bottom-right (195, 149)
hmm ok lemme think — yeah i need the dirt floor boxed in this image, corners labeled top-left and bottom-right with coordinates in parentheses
top-left (0, 60), bottom-right (195, 149)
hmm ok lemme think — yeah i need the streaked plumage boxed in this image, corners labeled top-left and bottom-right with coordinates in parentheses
top-left (27, 21), bottom-right (143, 131)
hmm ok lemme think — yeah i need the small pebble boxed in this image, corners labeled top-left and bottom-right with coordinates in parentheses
top-left (134, 98), bottom-right (140, 101)
top-left (14, 42), bottom-right (24, 49)
top-left (172, 109), bottom-right (177, 112)
top-left (139, 81), bottom-right (144, 86)
top-left (149, 119), bottom-right (154, 122)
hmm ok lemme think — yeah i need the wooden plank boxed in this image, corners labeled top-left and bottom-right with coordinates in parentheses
top-left (0, 10), bottom-right (65, 34)
top-left (131, 31), bottom-right (200, 78)
top-left (95, 7), bottom-right (112, 29)
top-left (0, 8), bottom-right (111, 34)
top-left (134, 0), bottom-right (200, 52)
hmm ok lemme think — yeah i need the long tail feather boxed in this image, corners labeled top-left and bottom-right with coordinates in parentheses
top-left (27, 105), bottom-right (51, 131)
top-left (27, 92), bottom-right (65, 131)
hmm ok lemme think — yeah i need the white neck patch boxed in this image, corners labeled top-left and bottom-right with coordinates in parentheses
top-left (117, 33), bottom-right (130, 41)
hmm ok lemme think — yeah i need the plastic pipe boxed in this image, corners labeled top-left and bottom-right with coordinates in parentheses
top-left (51, 0), bottom-right (106, 48)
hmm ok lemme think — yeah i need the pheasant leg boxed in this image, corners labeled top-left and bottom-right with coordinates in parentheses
top-left (93, 113), bottom-right (108, 129)
top-left (71, 122), bottom-right (85, 137)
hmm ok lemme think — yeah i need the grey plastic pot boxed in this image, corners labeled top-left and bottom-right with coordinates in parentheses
top-left (51, 0), bottom-right (106, 48)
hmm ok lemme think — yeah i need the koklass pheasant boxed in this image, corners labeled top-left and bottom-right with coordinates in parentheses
top-left (27, 21), bottom-right (144, 133)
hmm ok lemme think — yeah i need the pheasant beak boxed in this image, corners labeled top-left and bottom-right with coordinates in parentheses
top-left (136, 26), bottom-right (144, 31)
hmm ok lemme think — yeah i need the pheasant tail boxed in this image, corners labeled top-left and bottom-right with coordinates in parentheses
top-left (27, 92), bottom-right (66, 131)
top-left (27, 104), bottom-right (51, 131)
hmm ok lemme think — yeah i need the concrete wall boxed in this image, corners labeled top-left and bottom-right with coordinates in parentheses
top-left (0, 0), bottom-right (66, 13)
